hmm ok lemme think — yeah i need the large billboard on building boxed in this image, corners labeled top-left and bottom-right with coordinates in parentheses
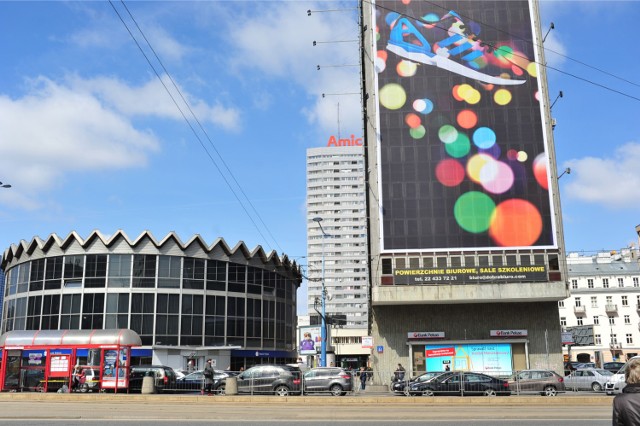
top-left (373, 0), bottom-right (556, 252)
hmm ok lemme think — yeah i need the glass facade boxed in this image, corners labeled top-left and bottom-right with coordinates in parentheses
top-left (2, 251), bottom-right (299, 350)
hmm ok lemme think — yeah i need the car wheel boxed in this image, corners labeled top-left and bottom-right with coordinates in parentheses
top-left (422, 389), bottom-right (435, 397)
top-left (217, 384), bottom-right (226, 395)
top-left (330, 384), bottom-right (343, 397)
top-left (484, 388), bottom-right (497, 397)
top-left (274, 385), bottom-right (290, 396)
top-left (592, 382), bottom-right (602, 392)
top-left (542, 385), bottom-right (557, 397)
top-left (79, 383), bottom-right (89, 393)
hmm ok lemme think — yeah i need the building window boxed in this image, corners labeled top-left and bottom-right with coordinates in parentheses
top-left (558, 300), bottom-right (565, 308)
top-left (158, 256), bottom-right (181, 288)
top-left (625, 315), bottom-right (631, 325)
top-left (595, 334), bottom-right (602, 345)
top-left (560, 317), bottom-right (567, 326)
top-left (591, 297), bottom-right (598, 308)
top-left (594, 316), bottom-right (600, 325)
top-left (132, 255), bottom-right (156, 288)
top-left (611, 334), bottom-right (618, 344)
top-left (619, 278), bottom-right (625, 287)
top-left (572, 279), bottom-right (578, 289)
top-left (622, 296), bottom-right (629, 306)
top-left (81, 293), bottom-right (105, 329)
top-left (609, 316), bottom-right (615, 325)
top-left (85, 255), bottom-right (107, 288)
top-left (587, 279), bottom-right (594, 289)
top-left (575, 298), bottom-right (581, 307)
top-left (108, 254), bottom-right (132, 288)
top-left (603, 278), bottom-right (609, 288)
top-left (634, 277), bottom-right (639, 287)
top-left (627, 334), bottom-right (634, 344)
top-left (606, 296), bottom-right (613, 304)
top-left (577, 317), bottom-right (583, 326)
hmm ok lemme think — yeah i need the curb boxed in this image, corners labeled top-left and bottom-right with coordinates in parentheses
top-left (0, 392), bottom-right (613, 406)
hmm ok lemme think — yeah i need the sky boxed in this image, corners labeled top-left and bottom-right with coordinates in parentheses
top-left (0, 1), bottom-right (639, 316)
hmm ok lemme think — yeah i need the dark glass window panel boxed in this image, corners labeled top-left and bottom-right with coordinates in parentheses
top-left (492, 256), bottom-right (503, 266)
top-left (228, 281), bottom-right (245, 293)
top-left (132, 255), bottom-right (156, 288)
top-left (62, 294), bottom-right (81, 314)
top-left (27, 295), bottom-right (42, 316)
top-left (158, 256), bottom-right (181, 288)
top-left (108, 255), bottom-right (131, 288)
top-left (549, 254), bottom-right (559, 271)
top-left (206, 260), bottom-right (226, 291)
top-left (44, 257), bottom-right (63, 290)
top-left (228, 264), bottom-right (246, 284)
top-left (64, 255), bottom-right (84, 279)
top-left (29, 259), bottom-right (45, 291)
top-left (86, 255), bottom-right (107, 277)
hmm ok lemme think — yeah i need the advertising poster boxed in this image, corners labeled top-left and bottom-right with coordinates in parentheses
top-left (374, 0), bottom-right (556, 252)
top-left (425, 343), bottom-right (512, 374)
top-left (298, 326), bottom-right (322, 355)
top-left (101, 348), bottom-right (128, 388)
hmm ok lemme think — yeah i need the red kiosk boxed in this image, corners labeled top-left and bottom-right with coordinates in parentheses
top-left (0, 329), bottom-right (141, 392)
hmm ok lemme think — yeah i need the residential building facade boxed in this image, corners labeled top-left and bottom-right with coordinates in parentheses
top-left (561, 249), bottom-right (640, 364)
top-left (306, 145), bottom-right (370, 368)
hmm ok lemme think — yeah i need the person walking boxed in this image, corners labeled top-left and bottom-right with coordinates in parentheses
top-left (394, 364), bottom-right (406, 381)
top-left (359, 366), bottom-right (367, 392)
top-left (613, 358), bottom-right (640, 425)
top-left (202, 359), bottom-right (214, 396)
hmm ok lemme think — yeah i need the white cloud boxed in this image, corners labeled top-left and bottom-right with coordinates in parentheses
top-left (69, 75), bottom-right (241, 131)
top-left (227, 1), bottom-right (362, 135)
top-left (541, 30), bottom-right (567, 69)
top-left (0, 76), bottom-right (160, 208)
top-left (564, 142), bottom-right (640, 208)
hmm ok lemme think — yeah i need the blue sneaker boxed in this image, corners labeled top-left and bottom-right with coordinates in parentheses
top-left (386, 11), bottom-right (526, 86)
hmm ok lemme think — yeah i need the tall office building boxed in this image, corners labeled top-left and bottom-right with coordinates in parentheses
top-left (306, 145), bottom-right (370, 367)
top-left (362, 0), bottom-right (569, 379)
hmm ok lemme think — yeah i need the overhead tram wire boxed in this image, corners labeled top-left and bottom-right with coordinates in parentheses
top-left (368, 1), bottom-right (640, 103)
top-left (108, 0), bottom-right (282, 254)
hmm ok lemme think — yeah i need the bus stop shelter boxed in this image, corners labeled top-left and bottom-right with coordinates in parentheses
top-left (0, 329), bottom-right (142, 393)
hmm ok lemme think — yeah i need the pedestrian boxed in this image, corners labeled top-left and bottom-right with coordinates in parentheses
top-left (71, 365), bottom-right (83, 392)
top-left (202, 359), bottom-right (214, 396)
top-left (613, 358), bottom-right (640, 425)
top-left (359, 366), bottom-right (367, 391)
top-left (394, 363), bottom-right (406, 381)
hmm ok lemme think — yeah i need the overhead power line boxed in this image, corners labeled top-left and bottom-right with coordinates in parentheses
top-left (108, 0), bottom-right (283, 254)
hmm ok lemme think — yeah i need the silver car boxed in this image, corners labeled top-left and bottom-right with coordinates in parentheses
top-left (303, 367), bottom-right (353, 396)
top-left (564, 368), bottom-right (613, 392)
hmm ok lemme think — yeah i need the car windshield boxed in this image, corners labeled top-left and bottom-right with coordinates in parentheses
top-left (595, 369), bottom-right (613, 376)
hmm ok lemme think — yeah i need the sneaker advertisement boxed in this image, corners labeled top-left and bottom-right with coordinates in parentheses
top-left (373, 0), bottom-right (557, 252)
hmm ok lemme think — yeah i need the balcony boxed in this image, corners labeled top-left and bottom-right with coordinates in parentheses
top-left (573, 305), bottom-right (586, 314)
top-left (605, 304), bottom-right (618, 313)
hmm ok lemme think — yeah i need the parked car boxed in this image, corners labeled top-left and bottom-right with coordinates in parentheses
top-left (508, 370), bottom-right (565, 396)
top-left (302, 367), bottom-right (352, 396)
top-left (129, 365), bottom-right (177, 393)
top-left (407, 371), bottom-right (510, 396)
top-left (606, 356), bottom-right (640, 395)
top-left (603, 362), bottom-right (626, 374)
top-left (218, 364), bottom-right (301, 396)
top-left (564, 368), bottom-right (612, 392)
top-left (391, 371), bottom-right (445, 395)
top-left (176, 369), bottom-right (231, 393)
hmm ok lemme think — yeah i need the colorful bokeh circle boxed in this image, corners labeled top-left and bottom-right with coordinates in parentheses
top-left (454, 191), bottom-right (496, 233)
top-left (438, 124), bottom-right (458, 144)
top-left (494, 89), bottom-right (512, 106)
top-left (457, 110), bottom-right (478, 129)
top-left (409, 125), bottom-right (426, 139)
top-left (379, 83), bottom-right (406, 110)
top-left (533, 153), bottom-right (548, 190)
top-left (489, 199), bottom-right (543, 246)
top-left (445, 133), bottom-right (471, 158)
top-left (435, 159), bottom-right (465, 187)
top-left (405, 113), bottom-right (421, 128)
top-left (413, 98), bottom-right (434, 114)
top-left (473, 127), bottom-right (496, 149)
top-left (397, 60), bottom-right (418, 77)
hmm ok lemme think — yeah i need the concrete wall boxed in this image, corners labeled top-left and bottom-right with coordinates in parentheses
top-left (370, 301), bottom-right (564, 383)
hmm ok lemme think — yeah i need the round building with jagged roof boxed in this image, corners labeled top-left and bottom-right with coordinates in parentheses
top-left (0, 230), bottom-right (302, 371)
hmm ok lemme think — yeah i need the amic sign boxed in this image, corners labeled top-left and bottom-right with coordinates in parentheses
top-left (394, 265), bottom-right (548, 285)
top-left (327, 135), bottom-right (363, 147)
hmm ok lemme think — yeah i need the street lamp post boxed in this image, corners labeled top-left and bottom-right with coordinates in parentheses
top-left (312, 216), bottom-right (328, 367)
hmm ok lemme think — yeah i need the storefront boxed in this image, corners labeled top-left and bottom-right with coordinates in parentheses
top-left (0, 329), bottom-right (141, 392)
top-left (407, 330), bottom-right (529, 377)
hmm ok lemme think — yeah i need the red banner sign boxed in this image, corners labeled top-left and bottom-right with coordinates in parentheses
top-left (425, 347), bottom-right (456, 358)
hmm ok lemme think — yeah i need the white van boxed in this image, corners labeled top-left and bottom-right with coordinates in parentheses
top-left (605, 356), bottom-right (640, 395)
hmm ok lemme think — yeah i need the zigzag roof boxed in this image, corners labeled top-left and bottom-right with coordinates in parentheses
top-left (1, 230), bottom-right (301, 280)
